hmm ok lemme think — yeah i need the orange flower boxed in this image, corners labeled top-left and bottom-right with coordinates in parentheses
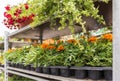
top-left (57, 45), bottom-right (64, 51)
top-left (57, 40), bottom-right (63, 44)
top-left (41, 43), bottom-right (49, 49)
top-left (88, 36), bottom-right (97, 43)
top-left (103, 33), bottom-right (112, 41)
top-left (48, 45), bottom-right (56, 50)
top-left (67, 39), bottom-right (76, 43)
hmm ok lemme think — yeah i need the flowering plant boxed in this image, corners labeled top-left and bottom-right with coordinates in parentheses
top-left (3, 4), bottom-right (35, 30)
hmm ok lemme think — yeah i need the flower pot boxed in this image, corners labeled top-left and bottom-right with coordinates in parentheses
top-left (11, 63), bottom-right (16, 67)
top-left (50, 66), bottom-right (60, 76)
top-left (103, 67), bottom-right (112, 80)
top-left (31, 65), bottom-right (35, 71)
top-left (19, 19), bottom-right (33, 28)
top-left (42, 67), bottom-right (50, 74)
top-left (70, 66), bottom-right (88, 79)
top-left (75, 70), bottom-right (87, 79)
top-left (35, 67), bottom-right (43, 73)
top-left (0, 64), bottom-right (4, 67)
top-left (88, 70), bottom-right (103, 80)
top-left (58, 66), bottom-right (72, 77)
top-left (104, 70), bottom-right (112, 80)
top-left (25, 65), bottom-right (31, 70)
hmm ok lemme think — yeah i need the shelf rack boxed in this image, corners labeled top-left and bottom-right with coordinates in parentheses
top-left (8, 67), bottom-right (106, 81)
top-left (3, 1), bottom-right (112, 81)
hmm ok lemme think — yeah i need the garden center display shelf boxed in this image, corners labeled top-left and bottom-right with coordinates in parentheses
top-left (3, 1), bottom-right (112, 81)
top-left (7, 67), bottom-right (106, 81)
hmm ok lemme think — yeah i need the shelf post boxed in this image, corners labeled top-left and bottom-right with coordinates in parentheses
top-left (113, 0), bottom-right (120, 81)
top-left (39, 28), bottom-right (43, 44)
top-left (4, 31), bottom-right (9, 81)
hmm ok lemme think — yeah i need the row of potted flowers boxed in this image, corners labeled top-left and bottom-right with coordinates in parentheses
top-left (8, 62), bottom-right (112, 80)
top-left (4, 33), bottom-right (112, 80)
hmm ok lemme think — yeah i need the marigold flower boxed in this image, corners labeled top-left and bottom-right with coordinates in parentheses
top-left (103, 33), bottom-right (112, 41)
top-left (67, 39), bottom-right (76, 43)
top-left (88, 36), bottom-right (97, 43)
top-left (41, 43), bottom-right (49, 49)
top-left (57, 45), bottom-right (64, 51)
top-left (48, 45), bottom-right (56, 50)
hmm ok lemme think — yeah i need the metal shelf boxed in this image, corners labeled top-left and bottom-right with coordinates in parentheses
top-left (8, 67), bottom-right (106, 81)
top-left (0, 67), bottom-right (4, 71)
top-left (8, 70), bottom-right (49, 81)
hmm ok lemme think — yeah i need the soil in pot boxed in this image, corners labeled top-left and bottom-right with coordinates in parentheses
top-left (88, 70), bottom-right (104, 80)
top-left (35, 67), bottom-right (43, 73)
top-left (42, 67), bottom-right (50, 74)
top-left (104, 70), bottom-right (112, 80)
top-left (50, 66), bottom-right (60, 76)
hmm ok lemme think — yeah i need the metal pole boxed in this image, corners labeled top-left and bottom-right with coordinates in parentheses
top-left (4, 31), bottom-right (9, 81)
top-left (113, 0), bottom-right (120, 81)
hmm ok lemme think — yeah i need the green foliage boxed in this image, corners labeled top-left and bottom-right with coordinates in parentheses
top-left (8, 75), bottom-right (35, 81)
top-left (28, 0), bottom-right (109, 33)
top-left (4, 33), bottom-right (112, 67)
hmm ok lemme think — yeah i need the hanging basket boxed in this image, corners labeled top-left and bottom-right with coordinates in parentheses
top-left (19, 19), bottom-right (33, 28)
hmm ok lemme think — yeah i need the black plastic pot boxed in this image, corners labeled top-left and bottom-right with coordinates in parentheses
top-left (25, 65), bottom-right (31, 70)
top-left (42, 67), bottom-right (50, 74)
top-left (59, 66), bottom-right (72, 77)
top-left (11, 63), bottom-right (16, 67)
top-left (88, 70), bottom-right (103, 80)
top-left (103, 67), bottom-right (112, 80)
top-left (8, 62), bottom-right (12, 67)
top-left (35, 67), bottom-right (43, 73)
top-left (15, 63), bottom-right (20, 68)
top-left (0, 64), bottom-right (4, 67)
top-left (70, 66), bottom-right (88, 79)
top-left (75, 70), bottom-right (87, 79)
top-left (50, 66), bottom-right (60, 76)
top-left (31, 65), bottom-right (35, 71)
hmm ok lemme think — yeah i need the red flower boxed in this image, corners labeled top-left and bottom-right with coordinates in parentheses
top-left (14, 13), bottom-right (18, 16)
top-left (4, 12), bottom-right (6, 16)
top-left (5, 5), bottom-right (10, 11)
top-left (6, 14), bottom-right (12, 19)
top-left (15, 8), bottom-right (22, 14)
top-left (24, 4), bottom-right (29, 10)
top-left (28, 14), bottom-right (35, 19)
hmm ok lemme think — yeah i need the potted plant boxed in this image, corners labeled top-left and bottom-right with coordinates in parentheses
top-left (84, 33), bottom-right (112, 80)
top-left (3, 3), bottom-right (35, 30)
